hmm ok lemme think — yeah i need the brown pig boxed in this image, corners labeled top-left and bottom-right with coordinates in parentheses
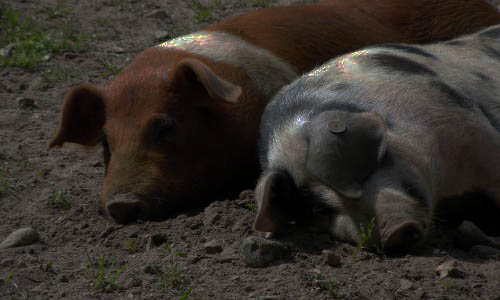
top-left (50, 0), bottom-right (500, 224)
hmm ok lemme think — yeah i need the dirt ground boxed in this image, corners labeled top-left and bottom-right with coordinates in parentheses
top-left (0, 0), bottom-right (499, 299)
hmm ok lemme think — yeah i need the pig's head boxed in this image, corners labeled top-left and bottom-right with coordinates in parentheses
top-left (254, 109), bottom-right (395, 248)
top-left (50, 49), bottom-right (254, 224)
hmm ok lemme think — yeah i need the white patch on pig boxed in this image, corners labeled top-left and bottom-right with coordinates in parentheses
top-left (267, 113), bottom-right (312, 186)
top-left (157, 31), bottom-right (298, 100)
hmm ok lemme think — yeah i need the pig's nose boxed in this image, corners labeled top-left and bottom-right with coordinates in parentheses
top-left (105, 193), bottom-right (150, 224)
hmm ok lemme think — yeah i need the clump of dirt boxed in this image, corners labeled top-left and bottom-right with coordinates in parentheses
top-left (0, 0), bottom-right (499, 299)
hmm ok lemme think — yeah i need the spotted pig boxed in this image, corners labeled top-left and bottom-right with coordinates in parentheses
top-left (254, 24), bottom-right (500, 253)
top-left (50, 0), bottom-right (500, 224)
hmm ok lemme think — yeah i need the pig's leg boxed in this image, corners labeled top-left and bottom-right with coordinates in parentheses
top-left (374, 187), bottom-right (429, 253)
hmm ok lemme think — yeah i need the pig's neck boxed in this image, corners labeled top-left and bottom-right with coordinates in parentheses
top-left (157, 31), bottom-right (298, 101)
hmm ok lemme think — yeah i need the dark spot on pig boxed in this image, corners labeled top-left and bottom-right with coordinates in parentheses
top-left (101, 132), bottom-right (111, 173)
top-left (369, 54), bottom-right (436, 76)
top-left (431, 80), bottom-right (474, 110)
top-left (319, 101), bottom-right (365, 114)
top-left (401, 180), bottom-right (427, 209)
top-left (473, 72), bottom-right (491, 82)
top-left (445, 40), bottom-right (466, 46)
top-left (378, 44), bottom-right (436, 59)
top-left (480, 26), bottom-right (500, 39)
top-left (478, 103), bottom-right (500, 133)
top-left (481, 44), bottom-right (500, 61)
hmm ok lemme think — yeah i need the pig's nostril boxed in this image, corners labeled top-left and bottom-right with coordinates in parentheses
top-left (105, 193), bottom-right (150, 224)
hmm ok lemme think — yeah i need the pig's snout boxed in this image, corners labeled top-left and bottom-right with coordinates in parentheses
top-left (105, 193), bottom-right (151, 224)
top-left (382, 220), bottom-right (424, 254)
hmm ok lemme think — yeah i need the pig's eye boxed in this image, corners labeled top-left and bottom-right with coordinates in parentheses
top-left (148, 116), bottom-right (176, 146)
top-left (101, 132), bottom-right (111, 170)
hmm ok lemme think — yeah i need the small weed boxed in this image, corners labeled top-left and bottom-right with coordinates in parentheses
top-left (47, 189), bottom-right (71, 210)
top-left (100, 59), bottom-right (123, 76)
top-left (1, 269), bottom-right (26, 299)
top-left (318, 279), bottom-right (344, 300)
top-left (0, 8), bottom-right (90, 70)
top-left (0, 171), bottom-right (10, 198)
top-left (191, 1), bottom-right (215, 24)
top-left (242, 202), bottom-right (257, 212)
top-left (251, 0), bottom-right (276, 7)
top-left (443, 279), bottom-right (457, 290)
top-left (35, 169), bottom-right (45, 179)
top-left (175, 251), bottom-right (187, 258)
top-left (86, 250), bottom-right (127, 292)
top-left (160, 266), bottom-right (185, 290)
top-left (326, 279), bottom-right (343, 300)
top-left (356, 217), bottom-right (382, 254)
top-left (179, 288), bottom-right (193, 300)
top-left (124, 238), bottom-right (139, 254)
top-left (42, 260), bottom-right (54, 273)
top-left (39, 2), bottom-right (71, 19)
top-left (2, 270), bottom-right (15, 291)
top-left (160, 244), bottom-right (189, 291)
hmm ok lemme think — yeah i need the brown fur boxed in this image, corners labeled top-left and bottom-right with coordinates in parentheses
top-left (338, 0), bottom-right (500, 43)
top-left (50, 0), bottom-right (500, 223)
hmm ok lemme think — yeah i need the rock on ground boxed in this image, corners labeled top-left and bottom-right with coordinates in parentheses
top-left (0, 227), bottom-right (40, 249)
top-left (241, 236), bottom-right (290, 268)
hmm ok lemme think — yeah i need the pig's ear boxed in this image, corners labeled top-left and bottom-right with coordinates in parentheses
top-left (253, 171), bottom-right (297, 233)
top-left (49, 84), bottom-right (105, 148)
top-left (169, 58), bottom-right (242, 104)
top-left (306, 111), bottom-right (386, 199)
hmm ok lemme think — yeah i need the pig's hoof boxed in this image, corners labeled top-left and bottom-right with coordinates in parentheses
top-left (106, 193), bottom-right (150, 224)
top-left (383, 221), bottom-right (424, 254)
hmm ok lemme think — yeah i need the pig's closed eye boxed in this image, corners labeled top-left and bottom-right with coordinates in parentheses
top-left (101, 132), bottom-right (111, 169)
top-left (148, 116), bottom-right (176, 146)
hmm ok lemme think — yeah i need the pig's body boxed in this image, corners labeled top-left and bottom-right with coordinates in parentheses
top-left (50, 0), bottom-right (500, 224)
top-left (255, 25), bottom-right (500, 253)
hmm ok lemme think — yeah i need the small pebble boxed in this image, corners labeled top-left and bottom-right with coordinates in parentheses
top-left (434, 260), bottom-right (465, 279)
top-left (144, 264), bottom-right (161, 275)
top-left (203, 240), bottom-right (223, 254)
top-left (240, 236), bottom-right (289, 268)
top-left (110, 45), bottom-right (125, 54)
top-left (400, 278), bottom-right (413, 291)
top-left (153, 30), bottom-right (171, 41)
top-left (16, 97), bottom-right (37, 109)
top-left (322, 250), bottom-right (341, 267)
top-left (0, 227), bottom-right (40, 249)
